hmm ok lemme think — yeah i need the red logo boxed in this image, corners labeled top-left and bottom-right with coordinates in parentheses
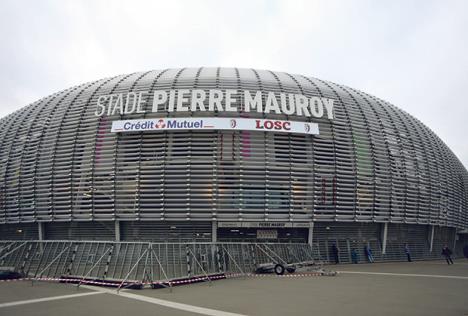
top-left (255, 120), bottom-right (291, 131)
top-left (230, 119), bottom-right (237, 128)
top-left (155, 119), bottom-right (166, 128)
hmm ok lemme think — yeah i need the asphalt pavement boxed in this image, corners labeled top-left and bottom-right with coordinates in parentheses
top-left (0, 260), bottom-right (467, 316)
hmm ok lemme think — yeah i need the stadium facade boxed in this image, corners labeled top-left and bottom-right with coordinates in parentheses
top-left (1, 67), bottom-right (467, 262)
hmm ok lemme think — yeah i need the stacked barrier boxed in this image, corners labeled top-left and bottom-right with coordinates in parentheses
top-left (0, 240), bottom-right (317, 288)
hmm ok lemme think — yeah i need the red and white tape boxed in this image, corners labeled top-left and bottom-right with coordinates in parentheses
top-left (0, 276), bottom-right (138, 287)
top-left (0, 271), bottom-right (330, 287)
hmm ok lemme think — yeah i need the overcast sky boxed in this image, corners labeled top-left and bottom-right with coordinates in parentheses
top-left (1, 0), bottom-right (467, 167)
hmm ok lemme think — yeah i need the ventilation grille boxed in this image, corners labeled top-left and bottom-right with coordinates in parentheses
top-left (45, 221), bottom-right (115, 240)
top-left (0, 223), bottom-right (38, 240)
top-left (120, 221), bottom-right (212, 242)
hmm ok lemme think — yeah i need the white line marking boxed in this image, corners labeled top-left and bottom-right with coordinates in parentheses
top-left (81, 285), bottom-right (248, 316)
top-left (0, 291), bottom-right (103, 308)
top-left (338, 271), bottom-right (468, 280)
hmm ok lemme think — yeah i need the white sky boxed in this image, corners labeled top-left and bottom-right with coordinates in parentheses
top-left (1, 0), bottom-right (467, 167)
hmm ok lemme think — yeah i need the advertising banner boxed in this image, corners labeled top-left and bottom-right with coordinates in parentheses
top-left (111, 117), bottom-right (319, 135)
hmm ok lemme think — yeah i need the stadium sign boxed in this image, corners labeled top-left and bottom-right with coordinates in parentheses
top-left (218, 222), bottom-right (313, 228)
top-left (95, 89), bottom-right (335, 119)
top-left (111, 117), bottom-right (319, 135)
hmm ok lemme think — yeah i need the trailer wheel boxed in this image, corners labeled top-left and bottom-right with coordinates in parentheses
top-left (274, 264), bottom-right (285, 275)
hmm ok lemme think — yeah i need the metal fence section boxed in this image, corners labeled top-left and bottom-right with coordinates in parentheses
top-left (0, 240), bottom-right (317, 285)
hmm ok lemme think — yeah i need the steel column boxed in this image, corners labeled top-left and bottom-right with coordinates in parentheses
top-left (211, 221), bottom-right (217, 243)
top-left (308, 222), bottom-right (314, 246)
top-left (115, 221), bottom-right (121, 242)
top-left (429, 225), bottom-right (435, 253)
top-left (381, 223), bottom-right (388, 255)
top-left (38, 222), bottom-right (45, 240)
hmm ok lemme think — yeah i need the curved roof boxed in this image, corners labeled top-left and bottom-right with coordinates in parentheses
top-left (0, 68), bottom-right (467, 228)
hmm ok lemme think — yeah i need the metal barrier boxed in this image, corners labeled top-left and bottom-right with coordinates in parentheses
top-left (0, 240), bottom-right (317, 287)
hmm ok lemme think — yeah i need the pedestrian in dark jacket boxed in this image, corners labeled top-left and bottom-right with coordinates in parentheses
top-left (351, 249), bottom-right (359, 264)
top-left (405, 243), bottom-right (412, 262)
top-left (364, 245), bottom-right (374, 263)
top-left (441, 246), bottom-right (454, 265)
top-left (331, 243), bottom-right (339, 264)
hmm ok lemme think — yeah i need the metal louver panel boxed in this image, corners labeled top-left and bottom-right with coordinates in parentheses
top-left (0, 67), bottom-right (466, 230)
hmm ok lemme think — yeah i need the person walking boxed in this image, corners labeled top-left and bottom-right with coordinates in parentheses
top-left (441, 245), bottom-right (454, 265)
top-left (331, 243), bottom-right (339, 264)
top-left (405, 243), bottom-right (412, 262)
top-left (364, 245), bottom-right (374, 263)
top-left (351, 249), bottom-right (359, 264)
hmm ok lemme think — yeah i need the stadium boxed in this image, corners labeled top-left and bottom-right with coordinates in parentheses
top-left (1, 67), bottom-right (467, 264)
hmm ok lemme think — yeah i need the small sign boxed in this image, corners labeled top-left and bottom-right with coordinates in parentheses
top-left (245, 222), bottom-right (292, 228)
top-left (218, 222), bottom-right (311, 228)
top-left (257, 229), bottom-right (278, 240)
top-left (218, 222), bottom-right (240, 228)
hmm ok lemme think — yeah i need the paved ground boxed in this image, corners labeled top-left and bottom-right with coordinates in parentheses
top-left (0, 260), bottom-right (467, 316)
